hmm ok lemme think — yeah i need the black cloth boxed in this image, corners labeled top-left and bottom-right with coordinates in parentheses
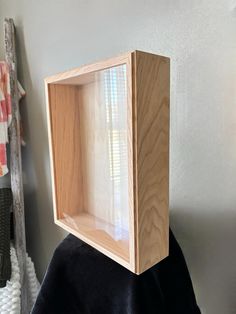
top-left (32, 230), bottom-right (201, 314)
top-left (0, 188), bottom-right (12, 288)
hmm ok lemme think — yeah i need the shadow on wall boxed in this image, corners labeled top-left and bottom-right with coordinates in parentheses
top-left (170, 208), bottom-right (236, 314)
top-left (12, 18), bottom-right (65, 280)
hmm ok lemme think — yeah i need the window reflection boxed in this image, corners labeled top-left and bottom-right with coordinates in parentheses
top-left (103, 65), bottom-right (128, 235)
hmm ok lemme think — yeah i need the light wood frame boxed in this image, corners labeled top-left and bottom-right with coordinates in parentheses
top-left (45, 50), bottom-right (170, 274)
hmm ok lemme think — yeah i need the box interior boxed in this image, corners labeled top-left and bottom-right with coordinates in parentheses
top-left (48, 64), bottom-right (130, 262)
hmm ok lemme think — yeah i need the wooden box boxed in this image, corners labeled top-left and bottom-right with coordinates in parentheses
top-left (45, 50), bottom-right (170, 274)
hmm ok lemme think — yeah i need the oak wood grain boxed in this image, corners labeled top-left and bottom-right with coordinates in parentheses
top-left (48, 84), bottom-right (84, 218)
top-left (134, 51), bottom-right (170, 274)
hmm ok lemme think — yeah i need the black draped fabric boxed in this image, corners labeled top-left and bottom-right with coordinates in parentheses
top-left (32, 230), bottom-right (201, 314)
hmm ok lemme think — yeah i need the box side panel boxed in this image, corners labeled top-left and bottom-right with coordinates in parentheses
top-left (47, 84), bottom-right (84, 220)
top-left (135, 51), bottom-right (170, 274)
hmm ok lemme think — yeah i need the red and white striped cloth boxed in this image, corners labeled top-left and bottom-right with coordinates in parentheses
top-left (0, 61), bottom-right (25, 177)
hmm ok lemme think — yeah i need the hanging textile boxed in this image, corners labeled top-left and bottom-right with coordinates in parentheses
top-left (0, 61), bottom-right (25, 177)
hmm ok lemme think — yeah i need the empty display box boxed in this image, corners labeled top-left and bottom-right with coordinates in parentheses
top-left (45, 50), bottom-right (170, 274)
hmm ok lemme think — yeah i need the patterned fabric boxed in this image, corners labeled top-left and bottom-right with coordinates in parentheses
top-left (0, 62), bottom-right (11, 177)
top-left (0, 62), bottom-right (25, 177)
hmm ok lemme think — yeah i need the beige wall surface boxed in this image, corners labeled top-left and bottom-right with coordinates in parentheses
top-left (0, 1), bottom-right (236, 313)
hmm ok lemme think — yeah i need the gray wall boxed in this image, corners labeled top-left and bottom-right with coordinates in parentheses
top-left (1, 1), bottom-right (236, 313)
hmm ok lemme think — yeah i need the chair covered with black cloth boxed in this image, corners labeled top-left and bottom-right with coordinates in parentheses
top-left (32, 229), bottom-right (201, 314)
